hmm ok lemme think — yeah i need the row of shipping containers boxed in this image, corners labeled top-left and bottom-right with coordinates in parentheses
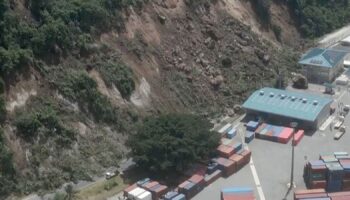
top-left (123, 122), bottom-right (254, 200)
top-left (304, 152), bottom-right (350, 192)
top-left (123, 179), bottom-right (168, 200)
top-left (221, 187), bottom-right (255, 200)
top-left (294, 189), bottom-right (350, 200)
top-left (247, 121), bottom-right (304, 145)
top-left (123, 149), bottom-right (253, 200)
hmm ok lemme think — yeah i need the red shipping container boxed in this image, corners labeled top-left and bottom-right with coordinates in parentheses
top-left (143, 181), bottom-right (159, 190)
top-left (309, 164), bottom-right (327, 174)
top-left (294, 189), bottom-right (326, 194)
top-left (189, 174), bottom-right (205, 187)
top-left (278, 127), bottom-right (293, 144)
top-left (149, 184), bottom-right (168, 200)
top-left (123, 183), bottom-right (137, 197)
top-left (229, 154), bottom-right (245, 170)
top-left (239, 149), bottom-right (252, 165)
top-left (294, 189), bottom-right (327, 200)
top-left (178, 180), bottom-right (191, 189)
top-left (330, 197), bottom-right (350, 200)
top-left (328, 191), bottom-right (350, 197)
top-left (293, 130), bottom-right (304, 146)
top-left (216, 157), bottom-right (236, 177)
top-left (217, 145), bottom-right (235, 158)
top-left (309, 180), bottom-right (326, 189)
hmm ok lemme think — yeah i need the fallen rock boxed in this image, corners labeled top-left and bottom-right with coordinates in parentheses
top-left (206, 28), bottom-right (223, 41)
top-left (187, 23), bottom-right (195, 31)
top-left (263, 54), bottom-right (270, 64)
top-left (158, 14), bottom-right (167, 24)
top-left (207, 40), bottom-right (215, 49)
top-left (210, 75), bottom-right (224, 88)
top-left (204, 37), bottom-right (212, 45)
top-left (222, 57), bottom-right (232, 67)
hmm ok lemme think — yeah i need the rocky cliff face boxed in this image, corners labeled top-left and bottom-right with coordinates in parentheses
top-left (104, 0), bottom-right (301, 114)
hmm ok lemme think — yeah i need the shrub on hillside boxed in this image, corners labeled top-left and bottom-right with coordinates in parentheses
top-left (97, 62), bottom-right (135, 99)
top-left (57, 71), bottom-right (118, 124)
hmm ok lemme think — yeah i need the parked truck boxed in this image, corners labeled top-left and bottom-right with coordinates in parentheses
top-left (334, 125), bottom-right (346, 140)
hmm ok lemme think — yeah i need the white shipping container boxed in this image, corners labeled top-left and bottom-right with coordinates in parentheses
top-left (128, 187), bottom-right (146, 199)
top-left (137, 191), bottom-right (152, 200)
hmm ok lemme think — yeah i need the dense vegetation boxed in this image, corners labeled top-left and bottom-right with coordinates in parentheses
top-left (0, 0), bottom-right (141, 197)
top-left (127, 114), bottom-right (220, 174)
top-left (288, 0), bottom-right (350, 38)
top-left (0, 129), bottom-right (16, 197)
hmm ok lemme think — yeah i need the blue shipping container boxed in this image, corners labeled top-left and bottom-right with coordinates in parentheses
top-left (172, 193), bottom-right (186, 200)
top-left (233, 142), bottom-right (242, 153)
top-left (227, 128), bottom-right (237, 139)
top-left (245, 132), bottom-right (255, 143)
top-left (137, 178), bottom-right (150, 186)
top-left (164, 192), bottom-right (179, 200)
top-left (221, 187), bottom-right (253, 194)
top-left (246, 121), bottom-right (259, 131)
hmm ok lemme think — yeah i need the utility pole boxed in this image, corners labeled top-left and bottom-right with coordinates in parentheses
top-left (283, 121), bottom-right (299, 200)
top-left (289, 121), bottom-right (298, 190)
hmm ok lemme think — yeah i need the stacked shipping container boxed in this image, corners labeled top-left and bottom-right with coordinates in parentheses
top-left (124, 180), bottom-right (168, 200)
top-left (253, 122), bottom-right (304, 145)
top-left (304, 152), bottom-right (350, 192)
top-left (294, 189), bottom-right (350, 200)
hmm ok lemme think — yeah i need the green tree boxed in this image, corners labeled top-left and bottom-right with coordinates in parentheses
top-left (127, 114), bottom-right (220, 173)
top-left (288, 0), bottom-right (350, 38)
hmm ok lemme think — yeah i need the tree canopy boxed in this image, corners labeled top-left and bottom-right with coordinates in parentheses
top-left (127, 114), bottom-right (220, 174)
top-left (288, 0), bottom-right (350, 38)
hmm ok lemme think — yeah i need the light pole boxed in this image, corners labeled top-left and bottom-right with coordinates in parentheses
top-left (289, 121), bottom-right (298, 190)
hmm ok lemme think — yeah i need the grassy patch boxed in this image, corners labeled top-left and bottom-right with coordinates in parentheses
top-left (75, 176), bottom-right (126, 200)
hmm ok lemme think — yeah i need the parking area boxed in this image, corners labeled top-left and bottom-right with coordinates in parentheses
top-left (193, 73), bottom-right (350, 200)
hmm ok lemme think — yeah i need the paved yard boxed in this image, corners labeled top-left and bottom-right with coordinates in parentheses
top-left (193, 80), bottom-right (350, 200)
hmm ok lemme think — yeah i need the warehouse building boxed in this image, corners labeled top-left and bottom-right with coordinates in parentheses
top-left (298, 48), bottom-right (347, 84)
top-left (242, 88), bottom-right (333, 129)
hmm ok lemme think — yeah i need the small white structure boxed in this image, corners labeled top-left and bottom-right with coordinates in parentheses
top-left (336, 75), bottom-right (349, 85)
top-left (341, 36), bottom-right (350, 46)
top-left (344, 60), bottom-right (350, 68)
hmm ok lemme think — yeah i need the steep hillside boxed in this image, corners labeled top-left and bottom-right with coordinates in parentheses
top-left (0, 0), bottom-right (304, 198)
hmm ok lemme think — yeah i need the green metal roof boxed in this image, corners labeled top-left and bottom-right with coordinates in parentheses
top-left (298, 48), bottom-right (347, 68)
top-left (242, 87), bottom-right (333, 122)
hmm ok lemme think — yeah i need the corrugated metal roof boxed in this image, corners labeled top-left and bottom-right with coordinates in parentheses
top-left (242, 88), bottom-right (333, 122)
top-left (298, 48), bottom-right (347, 68)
